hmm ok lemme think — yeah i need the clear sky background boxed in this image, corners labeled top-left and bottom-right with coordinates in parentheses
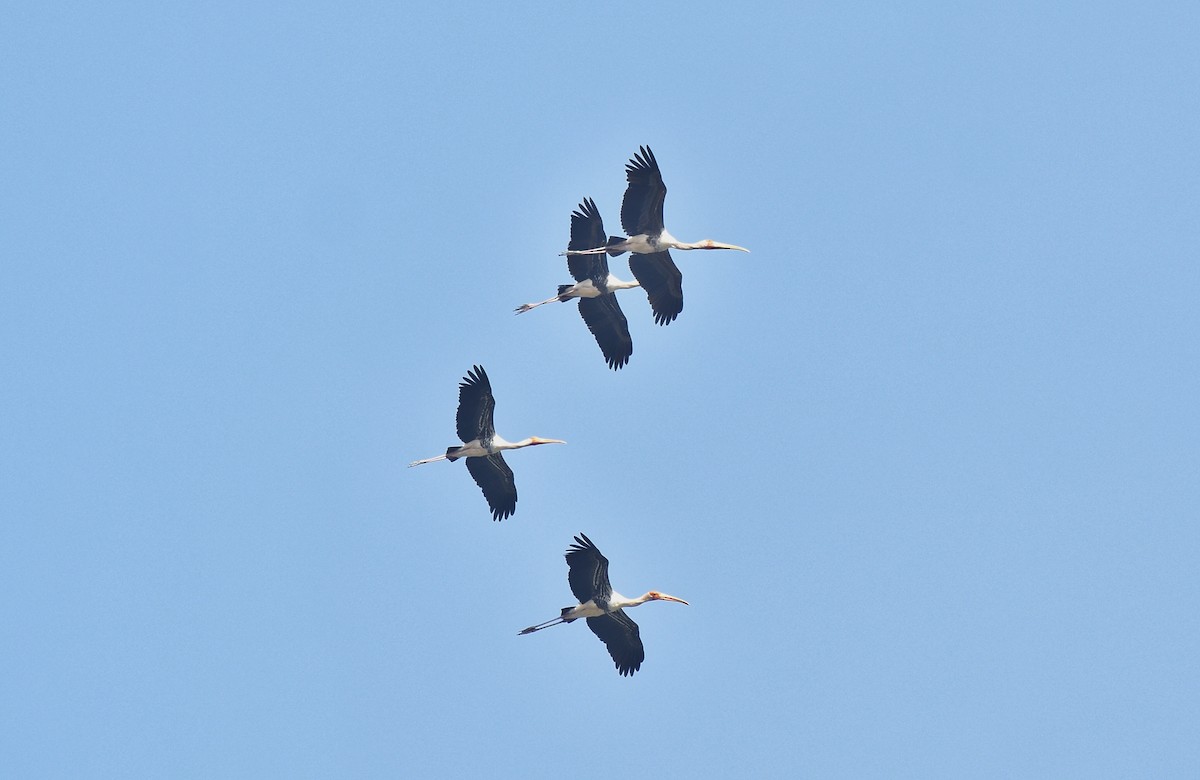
top-left (3, 2), bottom-right (1198, 777)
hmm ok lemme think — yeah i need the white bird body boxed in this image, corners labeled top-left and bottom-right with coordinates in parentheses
top-left (515, 273), bottom-right (640, 314)
top-left (596, 228), bottom-right (749, 257)
top-left (431, 434), bottom-right (559, 462)
top-left (563, 600), bottom-right (609, 620)
top-left (567, 227), bottom-right (749, 258)
top-left (562, 589), bottom-right (646, 620)
top-left (408, 434), bottom-right (544, 466)
top-left (554, 280), bottom-right (603, 301)
top-left (613, 228), bottom-right (681, 256)
top-left (561, 590), bottom-right (628, 619)
top-left (539, 273), bottom-right (640, 304)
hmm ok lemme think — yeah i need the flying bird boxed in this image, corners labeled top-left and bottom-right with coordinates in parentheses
top-left (519, 533), bottom-right (688, 676)
top-left (515, 198), bottom-right (637, 370)
top-left (565, 146), bottom-right (749, 325)
top-left (409, 365), bottom-right (564, 520)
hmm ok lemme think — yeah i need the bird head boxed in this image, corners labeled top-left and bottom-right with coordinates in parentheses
top-left (648, 591), bottom-right (689, 605)
top-left (701, 240), bottom-right (750, 252)
top-left (528, 437), bottom-right (566, 446)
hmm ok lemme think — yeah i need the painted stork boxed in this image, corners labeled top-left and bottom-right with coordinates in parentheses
top-left (565, 146), bottom-right (749, 325)
top-left (408, 365), bottom-right (564, 521)
top-left (515, 198), bottom-right (637, 370)
top-left (519, 533), bottom-right (688, 676)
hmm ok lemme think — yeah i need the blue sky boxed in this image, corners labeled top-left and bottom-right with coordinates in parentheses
top-left (3, 2), bottom-right (1198, 777)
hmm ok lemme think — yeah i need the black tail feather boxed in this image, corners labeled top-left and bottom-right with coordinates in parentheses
top-left (445, 446), bottom-right (463, 462)
top-left (607, 236), bottom-right (627, 257)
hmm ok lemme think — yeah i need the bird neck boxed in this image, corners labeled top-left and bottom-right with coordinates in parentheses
top-left (679, 239), bottom-right (748, 252)
top-left (616, 592), bottom-right (655, 609)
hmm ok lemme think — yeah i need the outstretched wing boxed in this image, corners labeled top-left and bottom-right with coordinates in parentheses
top-left (628, 251), bottom-right (683, 325)
top-left (621, 146), bottom-right (667, 237)
top-left (577, 295), bottom-right (632, 370)
top-left (567, 197), bottom-right (611, 283)
top-left (566, 533), bottom-right (612, 603)
top-left (587, 612), bottom-right (645, 677)
top-left (465, 453), bottom-right (516, 521)
top-left (456, 365), bottom-right (496, 443)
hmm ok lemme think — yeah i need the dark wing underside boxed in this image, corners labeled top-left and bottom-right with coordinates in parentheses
top-left (566, 533), bottom-right (612, 604)
top-left (577, 296), bottom-right (632, 370)
top-left (621, 146), bottom-right (667, 238)
top-left (587, 612), bottom-right (645, 676)
top-left (465, 453), bottom-right (516, 521)
top-left (567, 197), bottom-right (611, 283)
top-left (455, 365), bottom-right (496, 443)
top-left (628, 251), bottom-right (683, 325)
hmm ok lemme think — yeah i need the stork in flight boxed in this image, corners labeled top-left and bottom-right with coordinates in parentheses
top-left (519, 533), bottom-right (688, 676)
top-left (409, 365), bottom-right (564, 521)
top-left (515, 198), bottom-right (636, 370)
top-left (565, 146), bottom-right (749, 325)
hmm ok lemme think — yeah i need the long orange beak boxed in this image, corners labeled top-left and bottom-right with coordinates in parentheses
top-left (531, 437), bottom-right (566, 445)
top-left (658, 594), bottom-right (689, 605)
